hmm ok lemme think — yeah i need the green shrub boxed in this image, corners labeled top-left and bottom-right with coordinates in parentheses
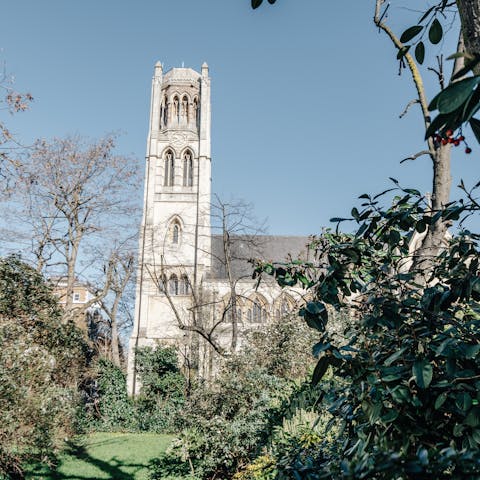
top-left (95, 358), bottom-right (137, 431)
top-left (0, 255), bottom-right (89, 479)
top-left (258, 192), bottom-right (480, 478)
top-left (135, 346), bottom-right (186, 432)
top-left (151, 358), bottom-right (293, 479)
top-left (80, 345), bottom-right (186, 434)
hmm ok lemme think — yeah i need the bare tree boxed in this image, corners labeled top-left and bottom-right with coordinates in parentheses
top-left (0, 60), bottom-right (32, 193)
top-left (210, 195), bottom-right (267, 350)
top-left (140, 197), bottom-right (267, 375)
top-left (98, 249), bottom-right (136, 367)
top-left (5, 134), bottom-right (141, 322)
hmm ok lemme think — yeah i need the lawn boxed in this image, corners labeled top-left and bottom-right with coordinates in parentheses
top-left (26, 432), bottom-right (173, 480)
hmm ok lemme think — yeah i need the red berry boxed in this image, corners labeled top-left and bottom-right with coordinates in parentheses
top-left (454, 139), bottom-right (460, 146)
top-left (441, 138), bottom-right (448, 145)
top-left (446, 129), bottom-right (454, 137)
top-left (466, 147), bottom-right (472, 154)
top-left (459, 136), bottom-right (465, 141)
top-left (448, 137), bottom-right (454, 144)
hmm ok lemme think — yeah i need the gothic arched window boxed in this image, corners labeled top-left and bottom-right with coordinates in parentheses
top-left (223, 295), bottom-right (243, 324)
top-left (183, 150), bottom-right (193, 187)
top-left (172, 223), bottom-right (180, 244)
top-left (173, 95), bottom-right (180, 123)
top-left (164, 150), bottom-right (175, 186)
top-left (247, 295), bottom-right (268, 323)
top-left (193, 97), bottom-right (199, 128)
top-left (160, 95), bottom-right (168, 128)
top-left (274, 294), bottom-right (295, 320)
top-left (180, 275), bottom-right (190, 295)
top-left (169, 274), bottom-right (179, 296)
top-left (181, 95), bottom-right (189, 120)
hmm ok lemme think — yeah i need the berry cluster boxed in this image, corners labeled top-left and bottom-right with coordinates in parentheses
top-left (434, 130), bottom-right (472, 154)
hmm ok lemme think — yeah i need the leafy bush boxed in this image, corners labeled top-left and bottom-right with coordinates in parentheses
top-left (258, 190), bottom-right (480, 478)
top-left (81, 345), bottom-right (186, 434)
top-left (243, 315), bottom-right (319, 380)
top-left (0, 255), bottom-right (89, 479)
top-left (135, 346), bottom-right (186, 432)
top-left (151, 360), bottom-right (292, 479)
top-left (149, 314), bottom-right (325, 480)
top-left (81, 358), bottom-right (136, 432)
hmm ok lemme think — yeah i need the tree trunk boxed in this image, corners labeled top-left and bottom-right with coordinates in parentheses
top-left (416, 144), bottom-right (452, 275)
top-left (222, 211), bottom-right (238, 351)
top-left (110, 296), bottom-right (121, 367)
top-left (457, 0), bottom-right (480, 74)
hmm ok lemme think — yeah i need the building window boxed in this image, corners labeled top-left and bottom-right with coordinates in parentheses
top-left (193, 97), bottom-right (199, 128)
top-left (164, 150), bottom-right (175, 186)
top-left (173, 95), bottom-right (180, 123)
top-left (169, 274), bottom-right (179, 296)
top-left (73, 292), bottom-right (80, 302)
top-left (275, 295), bottom-right (295, 320)
top-left (160, 95), bottom-right (168, 128)
top-left (183, 150), bottom-right (193, 187)
top-left (180, 275), bottom-right (190, 295)
top-left (172, 224), bottom-right (180, 244)
top-left (247, 295), bottom-right (268, 323)
top-left (181, 95), bottom-right (189, 120)
top-left (168, 219), bottom-right (182, 245)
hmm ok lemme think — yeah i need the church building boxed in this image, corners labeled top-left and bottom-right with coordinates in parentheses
top-left (127, 62), bottom-right (309, 395)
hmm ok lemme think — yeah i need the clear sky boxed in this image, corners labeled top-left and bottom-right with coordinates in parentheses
top-left (2, 0), bottom-right (475, 235)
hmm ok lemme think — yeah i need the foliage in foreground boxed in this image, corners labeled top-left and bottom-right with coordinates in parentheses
top-left (0, 255), bottom-right (90, 479)
top-left (255, 186), bottom-right (480, 478)
top-left (81, 346), bottom-right (186, 434)
top-left (150, 316), bottom-right (320, 480)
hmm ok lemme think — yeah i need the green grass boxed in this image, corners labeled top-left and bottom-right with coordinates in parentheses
top-left (26, 432), bottom-right (173, 480)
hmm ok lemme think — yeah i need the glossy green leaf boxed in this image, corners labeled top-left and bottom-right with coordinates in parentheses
top-left (400, 25), bottom-right (423, 43)
top-left (452, 55), bottom-right (480, 81)
top-left (424, 112), bottom-right (453, 138)
top-left (382, 409), bottom-right (399, 423)
top-left (455, 392), bottom-right (472, 412)
top-left (397, 45), bottom-right (410, 60)
top-left (415, 41), bottom-right (425, 64)
top-left (465, 408), bottom-right (480, 427)
top-left (447, 52), bottom-right (475, 61)
top-left (415, 220), bottom-right (427, 233)
top-left (382, 373), bottom-right (401, 382)
top-left (312, 357), bottom-right (329, 386)
top-left (470, 117), bottom-right (480, 144)
top-left (471, 429), bottom-right (480, 445)
top-left (464, 344), bottom-right (480, 359)
top-left (462, 85), bottom-right (480, 122)
top-left (412, 359), bottom-right (433, 389)
top-left (435, 392), bottom-right (448, 409)
top-left (389, 385), bottom-right (410, 403)
top-left (429, 18), bottom-right (443, 44)
top-left (312, 342), bottom-right (331, 357)
top-left (384, 347), bottom-right (407, 366)
top-left (437, 77), bottom-right (480, 114)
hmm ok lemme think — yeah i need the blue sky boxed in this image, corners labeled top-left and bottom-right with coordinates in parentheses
top-left (2, 0), bottom-right (475, 235)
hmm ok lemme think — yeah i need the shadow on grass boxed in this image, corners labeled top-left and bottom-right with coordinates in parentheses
top-left (28, 442), bottom-right (147, 480)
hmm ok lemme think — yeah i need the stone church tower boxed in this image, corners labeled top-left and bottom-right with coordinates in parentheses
top-left (127, 62), bottom-right (309, 396)
top-left (127, 62), bottom-right (212, 395)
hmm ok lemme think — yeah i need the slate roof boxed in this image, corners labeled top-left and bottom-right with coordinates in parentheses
top-left (208, 235), bottom-right (311, 280)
